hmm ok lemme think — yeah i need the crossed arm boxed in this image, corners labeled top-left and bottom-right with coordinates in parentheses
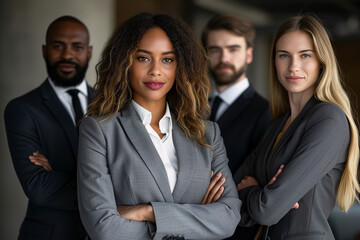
top-left (237, 165), bottom-right (299, 210)
top-left (31, 154), bottom-right (226, 221)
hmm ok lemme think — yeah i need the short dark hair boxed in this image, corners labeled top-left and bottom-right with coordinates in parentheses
top-left (201, 14), bottom-right (255, 49)
top-left (46, 15), bottom-right (90, 43)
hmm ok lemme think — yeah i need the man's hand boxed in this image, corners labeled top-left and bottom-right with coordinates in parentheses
top-left (117, 205), bottom-right (155, 222)
top-left (201, 171), bottom-right (226, 204)
top-left (29, 151), bottom-right (53, 171)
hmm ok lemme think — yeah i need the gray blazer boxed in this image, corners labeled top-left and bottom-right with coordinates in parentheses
top-left (233, 97), bottom-right (350, 240)
top-left (77, 104), bottom-right (241, 240)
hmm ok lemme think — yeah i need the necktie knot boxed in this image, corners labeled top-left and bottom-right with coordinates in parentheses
top-left (67, 89), bottom-right (80, 97)
top-left (209, 96), bottom-right (223, 121)
top-left (67, 89), bottom-right (84, 126)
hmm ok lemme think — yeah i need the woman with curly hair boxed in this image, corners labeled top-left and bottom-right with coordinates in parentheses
top-left (234, 15), bottom-right (359, 240)
top-left (77, 12), bottom-right (241, 240)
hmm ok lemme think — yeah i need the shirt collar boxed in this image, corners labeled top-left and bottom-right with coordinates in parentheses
top-left (131, 100), bottom-right (172, 134)
top-left (213, 77), bottom-right (249, 105)
top-left (48, 77), bottom-right (88, 97)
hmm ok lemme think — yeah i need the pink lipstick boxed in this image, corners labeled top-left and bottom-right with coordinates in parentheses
top-left (144, 81), bottom-right (165, 90)
top-left (286, 76), bottom-right (304, 83)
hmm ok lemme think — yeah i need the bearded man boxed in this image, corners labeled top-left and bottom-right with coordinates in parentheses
top-left (201, 14), bottom-right (272, 240)
top-left (202, 14), bottom-right (271, 174)
top-left (4, 16), bottom-right (93, 240)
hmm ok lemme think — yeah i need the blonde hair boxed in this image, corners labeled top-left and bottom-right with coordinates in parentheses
top-left (269, 15), bottom-right (359, 211)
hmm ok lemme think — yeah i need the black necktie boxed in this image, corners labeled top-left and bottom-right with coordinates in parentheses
top-left (209, 96), bottom-right (222, 121)
top-left (67, 89), bottom-right (84, 126)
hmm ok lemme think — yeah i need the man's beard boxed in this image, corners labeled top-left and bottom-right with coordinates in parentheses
top-left (45, 58), bottom-right (89, 87)
top-left (210, 62), bottom-right (247, 86)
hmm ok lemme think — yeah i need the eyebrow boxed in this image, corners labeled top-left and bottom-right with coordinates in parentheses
top-left (50, 40), bottom-right (86, 45)
top-left (276, 49), bottom-right (314, 53)
top-left (208, 45), bottom-right (242, 49)
top-left (137, 49), bottom-right (176, 55)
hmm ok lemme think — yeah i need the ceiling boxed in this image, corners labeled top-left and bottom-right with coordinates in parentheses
top-left (192, 0), bottom-right (360, 39)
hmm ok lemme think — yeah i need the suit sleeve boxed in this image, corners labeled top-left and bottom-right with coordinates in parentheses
top-left (77, 116), bottom-right (153, 240)
top-left (151, 122), bottom-right (241, 240)
top-left (4, 99), bottom-right (78, 210)
top-left (238, 104), bottom-right (350, 226)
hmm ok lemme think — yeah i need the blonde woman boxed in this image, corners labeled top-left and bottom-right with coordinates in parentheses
top-left (234, 15), bottom-right (359, 240)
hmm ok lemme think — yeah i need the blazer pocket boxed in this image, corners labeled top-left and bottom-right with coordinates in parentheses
top-left (19, 218), bottom-right (53, 239)
top-left (283, 231), bottom-right (325, 240)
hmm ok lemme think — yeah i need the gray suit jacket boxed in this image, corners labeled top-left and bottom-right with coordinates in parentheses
top-left (233, 96), bottom-right (350, 240)
top-left (77, 104), bottom-right (241, 240)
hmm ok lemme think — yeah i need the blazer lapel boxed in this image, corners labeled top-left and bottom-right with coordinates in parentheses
top-left (87, 84), bottom-right (94, 104)
top-left (171, 121), bottom-right (196, 202)
top-left (118, 105), bottom-right (174, 202)
top-left (267, 96), bottom-right (320, 173)
top-left (41, 80), bottom-right (78, 157)
top-left (216, 86), bottom-right (254, 128)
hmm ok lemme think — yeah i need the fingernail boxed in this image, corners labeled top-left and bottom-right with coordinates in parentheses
top-left (216, 172), bottom-right (222, 177)
top-left (222, 177), bottom-right (226, 181)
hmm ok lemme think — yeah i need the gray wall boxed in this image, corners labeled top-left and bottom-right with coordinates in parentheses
top-left (0, 0), bottom-right (115, 239)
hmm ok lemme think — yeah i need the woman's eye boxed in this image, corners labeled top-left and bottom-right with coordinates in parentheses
top-left (138, 56), bottom-right (149, 62)
top-left (163, 58), bottom-right (173, 63)
top-left (301, 54), bottom-right (311, 58)
top-left (279, 54), bottom-right (289, 58)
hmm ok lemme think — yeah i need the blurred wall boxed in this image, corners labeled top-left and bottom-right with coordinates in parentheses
top-left (0, 0), bottom-right (115, 239)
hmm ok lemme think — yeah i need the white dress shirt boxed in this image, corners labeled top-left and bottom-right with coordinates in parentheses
top-left (211, 78), bottom-right (250, 121)
top-left (48, 78), bottom-right (88, 126)
top-left (131, 100), bottom-right (178, 193)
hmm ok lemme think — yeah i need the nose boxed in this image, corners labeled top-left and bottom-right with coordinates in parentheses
top-left (149, 60), bottom-right (161, 76)
top-left (62, 45), bottom-right (74, 60)
top-left (289, 57), bottom-right (300, 72)
top-left (220, 49), bottom-right (231, 63)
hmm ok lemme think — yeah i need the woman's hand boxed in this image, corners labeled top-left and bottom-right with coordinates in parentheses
top-left (265, 164), bottom-right (284, 188)
top-left (265, 164), bottom-right (299, 210)
top-left (237, 176), bottom-right (259, 191)
top-left (29, 151), bottom-right (53, 171)
top-left (117, 204), bottom-right (155, 222)
top-left (201, 171), bottom-right (226, 204)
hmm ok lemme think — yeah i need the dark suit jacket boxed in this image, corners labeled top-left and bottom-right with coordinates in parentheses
top-left (217, 85), bottom-right (271, 239)
top-left (233, 97), bottom-right (350, 240)
top-left (4, 79), bottom-right (93, 240)
top-left (215, 85), bottom-right (271, 174)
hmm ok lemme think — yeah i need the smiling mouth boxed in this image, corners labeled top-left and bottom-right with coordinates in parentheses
top-left (58, 63), bottom-right (76, 73)
top-left (144, 81), bottom-right (165, 90)
top-left (286, 76), bottom-right (304, 82)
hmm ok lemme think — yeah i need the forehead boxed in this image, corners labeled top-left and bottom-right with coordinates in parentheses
top-left (276, 30), bottom-right (314, 51)
top-left (46, 21), bottom-right (89, 44)
top-left (206, 29), bottom-right (246, 47)
top-left (138, 27), bottom-right (174, 51)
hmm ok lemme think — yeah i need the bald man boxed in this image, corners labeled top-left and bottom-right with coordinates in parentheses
top-left (4, 16), bottom-right (93, 240)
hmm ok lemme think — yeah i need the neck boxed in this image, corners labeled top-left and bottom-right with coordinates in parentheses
top-left (285, 91), bottom-right (314, 130)
top-left (216, 74), bottom-right (246, 93)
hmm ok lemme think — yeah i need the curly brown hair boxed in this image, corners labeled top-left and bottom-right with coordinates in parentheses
top-left (86, 12), bottom-right (211, 147)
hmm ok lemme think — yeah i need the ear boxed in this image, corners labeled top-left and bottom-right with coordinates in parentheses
top-left (42, 45), bottom-right (47, 59)
top-left (246, 47), bottom-right (253, 64)
top-left (87, 46), bottom-right (93, 60)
